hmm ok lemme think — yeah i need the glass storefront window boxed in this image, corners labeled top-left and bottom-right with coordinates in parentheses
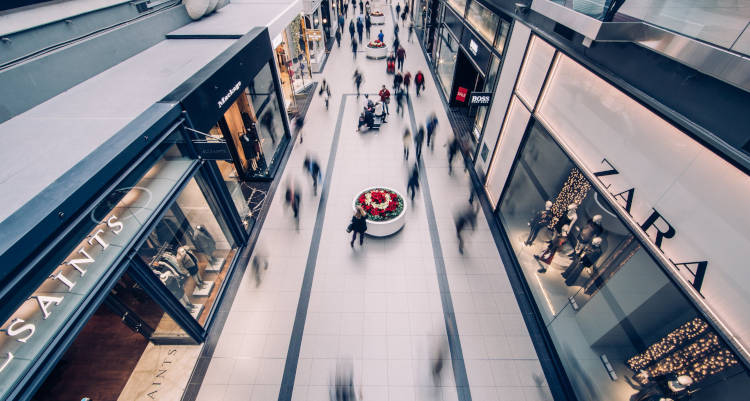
top-left (466, 0), bottom-right (498, 44)
top-left (494, 18), bottom-right (510, 53)
top-left (436, 28), bottom-right (458, 98)
top-left (137, 175), bottom-right (238, 326)
top-left (211, 63), bottom-right (288, 180)
top-left (446, 0), bottom-right (466, 16)
top-left (215, 160), bottom-right (269, 232)
top-left (497, 121), bottom-right (750, 401)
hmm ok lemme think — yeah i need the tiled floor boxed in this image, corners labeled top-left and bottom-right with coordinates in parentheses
top-left (195, 2), bottom-right (552, 400)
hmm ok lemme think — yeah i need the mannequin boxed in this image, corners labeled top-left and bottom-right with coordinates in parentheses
top-left (160, 251), bottom-right (191, 278)
top-left (157, 270), bottom-right (193, 309)
top-left (536, 224), bottom-right (569, 270)
top-left (556, 203), bottom-right (578, 233)
top-left (193, 225), bottom-right (217, 264)
top-left (525, 200), bottom-right (553, 246)
top-left (563, 237), bottom-right (602, 286)
top-left (571, 214), bottom-right (603, 255)
top-left (177, 245), bottom-right (205, 286)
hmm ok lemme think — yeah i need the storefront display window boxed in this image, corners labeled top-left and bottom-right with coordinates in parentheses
top-left (446, 0), bottom-right (466, 16)
top-left (494, 18), bottom-right (510, 53)
top-left (216, 160), bottom-right (269, 232)
top-left (497, 121), bottom-right (750, 401)
top-left (210, 63), bottom-right (288, 180)
top-left (137, 176), bottom-right (237, 326)
top-left (436, 28), bottom-right (458, 98)
top-left (466, 0), bottom-right (498, 44)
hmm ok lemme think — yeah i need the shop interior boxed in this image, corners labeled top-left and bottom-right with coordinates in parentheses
top-left (32, 273), bottom-right (194, 401)
top-left (137, 176), bottom-right (237, 326)
top-left (209, 64), bottom-right (287, 181)
top-left (496, 121), bottom-right (750, 401)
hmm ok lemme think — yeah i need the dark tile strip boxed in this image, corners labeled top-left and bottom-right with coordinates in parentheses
top-left (277, 93), bottom-right (349, 401)
top-left (180, 99), bottom-right (309, 401)
top-left (407, 96), bottom-right (473, 401)
top-left (413, 26), bottom-right (578, 401)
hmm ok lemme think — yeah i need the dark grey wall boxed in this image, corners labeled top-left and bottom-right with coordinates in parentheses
top-left (0, 5), bottom-right (191, 123)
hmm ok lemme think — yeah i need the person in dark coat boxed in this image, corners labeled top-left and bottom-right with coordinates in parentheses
top-left (335, 29), bottom-right (342, 47)
top-left (414, 125), bottom-right (425, 160)
top-left (396, 46), bottom-right (406, 71)
top-left (349, 20), bottom-right (355, 41)
top-left (356, 17), bottom-right (364, 43)
top-left (447, 137), bottom-right (460, 174)
top-left (403, 71), bottom-right (411, 94)
top-left (407, 164), bottom-right (420, 201)
top-left (393, 71), bottom-right (403, 93)
top-left (365, 14), bottom-right (372, 38)
top-left (426, 112), bottom-right (437, 150)
top-left (395, 2), bottom-right (401, 16)
top-left (303, 156), bottom-right (322, 195)
top-left (455, 206), bottom-right (477, 254)
top-left (350, 206), bottom-right (368, 247)
top-left (351, 38), bottom-right (358, 59)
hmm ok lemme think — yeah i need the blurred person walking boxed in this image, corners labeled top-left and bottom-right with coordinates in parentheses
top-left (402, 127), bottom-right (411, 160)
top-left (348, 206), bottom-right (368, 247)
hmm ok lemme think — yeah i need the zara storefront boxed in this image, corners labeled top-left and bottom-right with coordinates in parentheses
top-left (0, 29), bottom-right (290, 401)
top-left (482, 32), bottom-right (750, 400)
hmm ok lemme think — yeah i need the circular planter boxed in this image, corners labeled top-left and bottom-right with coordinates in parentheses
top-left (370, 14), bottom-right (386, 25)
top-left (366, 44), bottom-right (388, 59)
top-left (353, 187), bottom-right (407, 237)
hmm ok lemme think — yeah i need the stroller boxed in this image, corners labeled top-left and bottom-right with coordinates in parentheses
top-left (386, 53), bottom-right (396, 74)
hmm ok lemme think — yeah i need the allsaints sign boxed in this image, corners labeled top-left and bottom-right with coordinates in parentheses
top-left (593, 158), bottom-right (708, 295)
top-left (0, 214), bottom-right (125, 377)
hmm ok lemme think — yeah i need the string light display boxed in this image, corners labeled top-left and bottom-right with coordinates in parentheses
top-left (628, 317), bottom-right (739, 385)
top-left (548, 168), bottom-right (591, 229)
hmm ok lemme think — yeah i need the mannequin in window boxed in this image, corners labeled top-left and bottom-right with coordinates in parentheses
top-left (152, 264), bottom-right (193, 309)
top-left (525, 200), bottom-right (553, 246)
top-left (177, 245), bottom-right (205, 287)
top-left (570, 214), bottom-right (603, 256)
top-left (555, 203), bottom-right (578, 233)
top-left (563, 237), bottom-right (602, 286)
top-left (535, 224), bottom-right (569, 271)
top-left (193, 225), bottom-right (218, 264)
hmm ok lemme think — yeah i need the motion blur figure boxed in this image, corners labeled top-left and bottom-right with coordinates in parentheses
top-left (285, 179), bottom-right (301, 230)
top-left (455, 204), bottom-right (478, 254)
top-left (331, 359), bottom-right (358, 401)
top-left (303, 155), bottom-right (322, 195)
top-left (251, 251), bottom-right (268, 287)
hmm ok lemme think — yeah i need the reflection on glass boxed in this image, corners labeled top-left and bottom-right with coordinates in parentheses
top-left (497, 122), bottom-right (750, 401)
top-left (494, 19), bottom-right (510, 53)
top-left (466, 0), bottom-right (499, 44)
top-left (216, 160), bottom-right (269, 232)
top-left (446, 0), bottom-right (466, 16)
top-left (138, 177), bottom-right (237, 326)
top-left (436, 28), bottom-right (458, 97)
top-left (550, 0), bottom-right (612, 20)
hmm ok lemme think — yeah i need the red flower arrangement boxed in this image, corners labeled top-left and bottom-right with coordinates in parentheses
top-left (356, 188), bottom-right (404, 221)
top-left (370, 10), bottom-right (384, 16)
top-left (367, 40), bottom-right (387, 48)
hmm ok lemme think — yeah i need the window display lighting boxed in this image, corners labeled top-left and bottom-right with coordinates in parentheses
top-left (548, 168), bottom-right (590, 229)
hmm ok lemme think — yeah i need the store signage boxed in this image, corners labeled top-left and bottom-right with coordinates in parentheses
top-left (593, 158), bottom-right (708, 294)
top-left (469, 92), bottom-right (492, 105)
top-left (456, 86), bottom-right (468, 102)
top-left (0, 215), bottom-right (125, 376)
top-left (306, 29), bottom-right (323, 41)
top-left (469, 39), bottom-right (478, 56)
top-left (217, 81), bottom-right (242, 109)
top-left (193, 140), bottom-right (232, 160)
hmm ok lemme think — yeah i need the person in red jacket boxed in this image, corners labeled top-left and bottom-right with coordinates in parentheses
top-left (378, 85), bottom-right (391, 115)
top-left (415, 70), bottom-right (425, 96)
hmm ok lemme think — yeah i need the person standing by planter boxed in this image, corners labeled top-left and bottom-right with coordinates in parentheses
top-left (349, 206), bottom-right (368, 247)
top-left (377, 29), bottom-right (384, 43)
top-left (396, 46), bottom-right (406, 72)
top-left (415, 70), bottom-right (425, 96)
top-left (379, 85), bottom-right (391, 115)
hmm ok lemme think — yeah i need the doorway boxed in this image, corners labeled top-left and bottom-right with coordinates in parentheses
top-left (449, 49), bottom-right (484, 108)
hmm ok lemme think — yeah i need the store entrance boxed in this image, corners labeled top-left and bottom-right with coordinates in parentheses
top-left (33, 273), bottom-right (194, 401)
top-left (449, 50), bottom-right (484, 108)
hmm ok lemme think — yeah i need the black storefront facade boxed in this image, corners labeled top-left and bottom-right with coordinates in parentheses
top-left (423, 0), bottom-right (511, 160)
top-left (0, 29), bottom-right (290, 401)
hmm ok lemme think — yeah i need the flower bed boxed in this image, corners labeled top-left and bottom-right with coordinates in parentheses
top-left (367, 40), bottom-right (386, 48)
top-left (370, 11), bottom-right (385, 24)
top-left (353, 187), bottom-right (407, 236)
top-left (370, 10), bottom-right (384, 16)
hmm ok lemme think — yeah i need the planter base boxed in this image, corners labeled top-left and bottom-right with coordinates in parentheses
top-left (365, 44), bottom-right (389, 59)
top-left (354, 187), bottom-right (407, 237)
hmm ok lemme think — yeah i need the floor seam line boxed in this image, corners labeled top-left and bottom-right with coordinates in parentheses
top-left (407, 94), bottom-right (473, 401)
top-left (277, 93), bottom-right (349, 401)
